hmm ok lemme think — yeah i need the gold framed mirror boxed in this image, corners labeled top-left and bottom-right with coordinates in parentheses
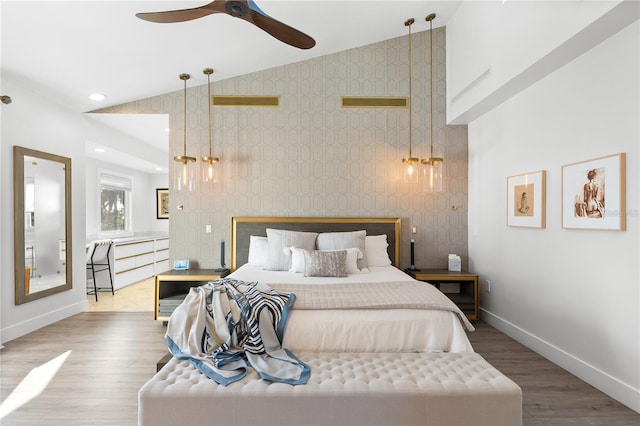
top-left (14, 146), bottom-right (72, 304)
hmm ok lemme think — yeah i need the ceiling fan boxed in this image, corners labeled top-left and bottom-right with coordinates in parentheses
top-left (136, 0), bottom-right (316, 50)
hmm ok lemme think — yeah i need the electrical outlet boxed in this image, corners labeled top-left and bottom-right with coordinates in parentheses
top-left (485, 279), bottom-right (491, 292)
top-left (205, 224), bottom-right (212, 233)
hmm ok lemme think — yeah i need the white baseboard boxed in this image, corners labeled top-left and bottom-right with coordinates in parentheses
top-left (481, 308), bottom-right (640, 414)
top-left (0, 300), bottom-right (87, 344)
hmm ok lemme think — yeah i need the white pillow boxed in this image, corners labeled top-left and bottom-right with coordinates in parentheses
top-left (365, 234), bottom-right (392, 267)
top-left (266, 229), bottom-right (318, 271)
top-left (286, 246), bottom-right (363, 274)
top-left (285, 246), bottom-right (307, 273)
top-left (316, 230), bottom-right (368, 270)
top-left (247, 235), bottom-right (268, 267)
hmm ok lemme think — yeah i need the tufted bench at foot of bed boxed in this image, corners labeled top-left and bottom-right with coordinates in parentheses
top-left (139, 352), bottom-right (522, 426)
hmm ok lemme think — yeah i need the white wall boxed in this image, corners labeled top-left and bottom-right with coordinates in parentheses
top-left (1, 74), bottom-right (89, 343)
top-left (446, 0), bottom-right (638, 124)
top-left (0, 74), bottom-right (169, 343)
top-left (466, 18), bottom-right (639, 412)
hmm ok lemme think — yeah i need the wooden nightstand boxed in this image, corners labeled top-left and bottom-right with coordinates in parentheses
top-left (405, 269), bottom-right (479, 320)
top-left (154, 269), bottom-right (230, 321)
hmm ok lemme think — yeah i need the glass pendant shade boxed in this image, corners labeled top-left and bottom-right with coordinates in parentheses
top-left (202, 158), bottom-right (218, 185)
top-left (421, 13), bottom-right (444, 193)
top-left (175, 156), bottom-right (197, 192)
top-left (403, 158), bottom-right (420, 183)
top-left (423, 156), bottom-right (443, 192)
top-left (201, 67), bottom-right (219, 186)
top-left (174, 73), bottom-right (197, 192)
top-left (402, 18), bottom-right (418, 185)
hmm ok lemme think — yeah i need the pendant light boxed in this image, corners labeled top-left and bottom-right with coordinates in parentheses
top-left (174, 73), bottom-right (197, 192)
top-left (422, 13), bottom-right (444, 192)
top-left (201, 68), bottom-right (219, 185)
top-left (402, 18), bottom-right (419, 183)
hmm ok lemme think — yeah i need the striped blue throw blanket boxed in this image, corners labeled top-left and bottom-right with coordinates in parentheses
top-left (165, 278), bottom-right (310, 386)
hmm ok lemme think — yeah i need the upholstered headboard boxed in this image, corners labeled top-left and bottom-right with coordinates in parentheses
top-left (231, 217), bottom-right (401, 271)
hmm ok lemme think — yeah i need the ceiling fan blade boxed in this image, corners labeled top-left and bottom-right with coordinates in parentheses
top-left (245, 8), bottom-right (316, 49)
top-left (136, 1), bottom-right (226, 24)
top-left (136, 0), bottom-right (316, 49)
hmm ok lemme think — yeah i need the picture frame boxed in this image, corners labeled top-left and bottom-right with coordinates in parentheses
top-left (562, 153), bottom-right (626, 231)
top-left (156, 188), bottom-right (169, 219)
top-left (507, 170), bottom-right (546, 228)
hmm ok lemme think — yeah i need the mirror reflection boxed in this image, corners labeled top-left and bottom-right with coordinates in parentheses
top-left (14, 146), bottom-right (72, 304)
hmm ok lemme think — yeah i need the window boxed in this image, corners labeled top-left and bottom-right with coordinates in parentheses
top-left (100, 171), bottom-right (132, 236)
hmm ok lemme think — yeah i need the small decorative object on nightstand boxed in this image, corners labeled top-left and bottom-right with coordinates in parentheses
top-left (409, 239), bottom-right (420, 271)
top-left (405, 269), bottom-right (479, 320)
top-left (447, 254), bottom-right (461, 271)
top-left (173, 259), bottom-right (189, 270)
top-left (213, 240), bottom-right (226, 272)
top-left (154, 269), bottom-right (230, 321)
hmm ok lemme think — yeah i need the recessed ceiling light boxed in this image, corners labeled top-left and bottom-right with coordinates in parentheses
top-left (164, 128), bottom-right (170, 133)
top-left (89, 93), bottom-right (106, 101)
top-left (94, 148), bottom-right (105, 153)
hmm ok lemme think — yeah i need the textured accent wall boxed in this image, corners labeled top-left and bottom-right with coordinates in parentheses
top-left (98, 28), bottom-right (468, 270)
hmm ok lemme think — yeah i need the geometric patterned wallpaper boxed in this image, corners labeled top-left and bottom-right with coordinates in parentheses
top-left (97, 27), bottom-right (468, 270)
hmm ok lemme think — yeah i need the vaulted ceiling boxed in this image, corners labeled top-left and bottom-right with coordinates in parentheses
top-left (2, 1), bottom-right (461, 171)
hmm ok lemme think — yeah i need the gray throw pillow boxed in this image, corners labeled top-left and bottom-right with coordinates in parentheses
top-left (266, 229), bottom-right (318, 271)
top-left (303, 250), bottom-right (347, 277)
top-left (316, 230), bottom-right (368, 270)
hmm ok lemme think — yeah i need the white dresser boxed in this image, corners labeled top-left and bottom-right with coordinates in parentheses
top-left (113, 236), bottom-right (169, 290)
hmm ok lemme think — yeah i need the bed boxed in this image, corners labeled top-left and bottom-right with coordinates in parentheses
top-left (138, 217), bottom-right (522, 425)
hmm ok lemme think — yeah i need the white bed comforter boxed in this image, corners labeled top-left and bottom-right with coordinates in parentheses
top-left (228, 265), bottom-right (475, 353)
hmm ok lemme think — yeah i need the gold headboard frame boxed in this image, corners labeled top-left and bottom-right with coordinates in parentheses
top-left (231, 217), bottom-right (401, 271)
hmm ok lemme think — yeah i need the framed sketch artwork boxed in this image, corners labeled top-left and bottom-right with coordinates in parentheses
top-left (156, 188), bottom-right (169, 219)
top-left (562, 153), bottom-right (626, 231)
top-left (507, 170), bottom-right (546, 228)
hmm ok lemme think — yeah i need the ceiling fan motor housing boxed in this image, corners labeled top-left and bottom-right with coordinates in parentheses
top-left (225, 1), bottom-right (249, 17)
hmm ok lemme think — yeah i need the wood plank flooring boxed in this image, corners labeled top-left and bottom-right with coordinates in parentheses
top-left (1, 312), bottom-right (638, 425)
top-left (86, 278), bottom-right (155, 312)
top-left (468, 322), bottom-right (639, 425)
top-left (0, 312), bottom-right (167, 426)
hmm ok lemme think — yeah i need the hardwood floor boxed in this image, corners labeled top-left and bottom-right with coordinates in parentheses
top-left (1, 310), bottom-right (638, 425)
top-left (468, 322), bottom-right (639, 426)
top-left (0, 312), bottom-right (167, 426)
top-left (86, 277), bottom-right (155, 313)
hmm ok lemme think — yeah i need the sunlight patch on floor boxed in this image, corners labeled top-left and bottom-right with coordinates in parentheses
top-left (0, 350), bottom-right (71, 419)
